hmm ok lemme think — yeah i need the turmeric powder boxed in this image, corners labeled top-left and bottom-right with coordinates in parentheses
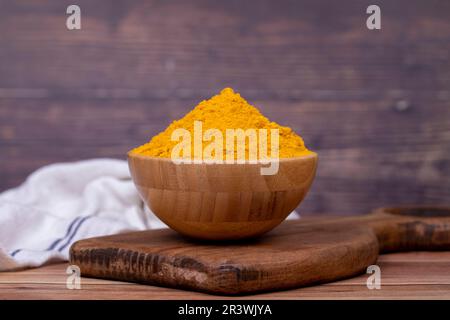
top-left (131, 88), bottom-right (311, 159)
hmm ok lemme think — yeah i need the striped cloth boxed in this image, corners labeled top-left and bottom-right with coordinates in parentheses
top-left (0, 159), bottom-right (166, 271)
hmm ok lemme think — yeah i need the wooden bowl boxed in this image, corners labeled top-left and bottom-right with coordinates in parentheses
top-left (128, 152), bottom-right (318, 240)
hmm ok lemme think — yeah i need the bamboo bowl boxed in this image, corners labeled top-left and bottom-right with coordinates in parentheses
top-left (128, 152), bottom-right (318, 240)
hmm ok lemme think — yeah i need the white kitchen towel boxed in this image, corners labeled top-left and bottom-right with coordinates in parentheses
top-left (0, 159), bottom-right (167, 271)
top-left (0, 158), bottom-right (299, 271)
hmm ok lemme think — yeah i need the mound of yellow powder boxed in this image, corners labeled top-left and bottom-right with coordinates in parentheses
top-left (131, 88), bottom-right (310, 159)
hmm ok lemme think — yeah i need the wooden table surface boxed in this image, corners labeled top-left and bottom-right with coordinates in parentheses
top-left (1, 251), bottom-right (449, 299)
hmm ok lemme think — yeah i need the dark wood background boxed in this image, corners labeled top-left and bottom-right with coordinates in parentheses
top-left (0, 0), bottom-right (449, 214)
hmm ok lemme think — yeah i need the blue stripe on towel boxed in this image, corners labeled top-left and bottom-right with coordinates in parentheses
top-left (46, 216), bottom-right (82, 251)
top-left (58, 215), bottom-right (93, 252)
top-left (9, 216), bottom-right (93, 257)
top-left (10, 249), bottom-right (22, 257)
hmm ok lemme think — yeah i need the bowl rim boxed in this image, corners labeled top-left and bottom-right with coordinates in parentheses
top-left (127, 150), bottom-right (318, 163)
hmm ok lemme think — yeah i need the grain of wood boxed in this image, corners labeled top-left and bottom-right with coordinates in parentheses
top-left (2, 252), bottom-right (450, 299)
top-left (0, 0), bottom-right (449, 214)
top-left (68, 209), bottom-right (450, 295)
top-left (128, 153), bottom-right (317, 239)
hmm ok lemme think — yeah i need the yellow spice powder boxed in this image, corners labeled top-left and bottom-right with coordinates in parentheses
top-left (131, 88), bottom-right (310, 159)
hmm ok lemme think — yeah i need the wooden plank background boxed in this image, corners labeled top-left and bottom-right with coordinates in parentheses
top-left (0, 0), bottom-right (449, 214)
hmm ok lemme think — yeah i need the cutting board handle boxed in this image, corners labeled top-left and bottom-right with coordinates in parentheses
top-left (357, 206), bottom-right (450, 252)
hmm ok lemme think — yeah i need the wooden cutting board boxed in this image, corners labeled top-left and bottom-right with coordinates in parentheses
top-left (70, 206), bottom-right (450, 295)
